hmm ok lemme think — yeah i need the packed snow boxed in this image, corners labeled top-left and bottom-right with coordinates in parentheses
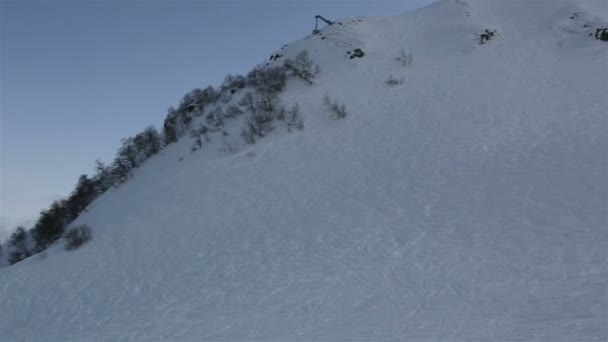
top-left (1, 0), bottom-right (607, 341)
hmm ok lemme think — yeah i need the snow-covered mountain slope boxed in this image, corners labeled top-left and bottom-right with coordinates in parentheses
top-left (2, 0), bottom-right (607, 341)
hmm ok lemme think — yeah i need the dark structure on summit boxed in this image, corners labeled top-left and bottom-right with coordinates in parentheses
top-left (313, 15), bottom-right (334, 34)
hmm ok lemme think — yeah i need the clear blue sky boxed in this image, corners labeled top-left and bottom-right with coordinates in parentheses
top-left (0, 0), bottom-right (434, 240)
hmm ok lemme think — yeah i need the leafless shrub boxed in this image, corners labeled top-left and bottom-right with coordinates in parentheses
top-left (283, 103), bottom-right (304, 131)
top-left (225, 104), bottom-right (243, 118)
top-left (190, 124), bottom-right (210, 151)
top-left (284, 50), bottom-right (320, 85)
top-left (64, 224), bottom-right (92, 251)
top-left (323, 94), bottom-right (348, 119)
top-left (221, 141), bottom-right (240, 154)
top-left (385, 75), bottom-right (404, 86)
top-left (396, 49), bottom-right (414, 67)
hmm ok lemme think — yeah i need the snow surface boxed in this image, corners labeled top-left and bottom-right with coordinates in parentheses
top-left (1, 0), bottom-right (607, 341)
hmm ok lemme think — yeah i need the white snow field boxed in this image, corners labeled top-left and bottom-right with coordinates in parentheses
top-left (1, 0), bottom-right (607, 341)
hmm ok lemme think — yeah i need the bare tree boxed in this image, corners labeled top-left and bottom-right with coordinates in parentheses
top-left (190, 124), bottom-right (209, 151)
top-left (284, 50), bottom-right (320, 85)
top-left (396, 49), bottom-right (414, 67)
top-left (246, 65), bottom-right (287, 94)
top-left (64, 224), bottom-right (92, 251)
top-left (323, 94), bottom-right (349, 119)
top-left (283, 103), bottom-right (304, 132)
top-left (8, 227), bottom-right (31, 264)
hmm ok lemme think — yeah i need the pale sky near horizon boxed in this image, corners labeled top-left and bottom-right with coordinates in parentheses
top-left (0, 0), bottom-right (435, 241)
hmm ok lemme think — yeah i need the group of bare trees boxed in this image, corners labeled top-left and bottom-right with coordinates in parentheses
top-left (2, 50), bottom-right (322, 265)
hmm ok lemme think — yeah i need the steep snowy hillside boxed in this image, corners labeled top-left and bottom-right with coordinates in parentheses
top-left (2, 0), bottom-right (607, 341)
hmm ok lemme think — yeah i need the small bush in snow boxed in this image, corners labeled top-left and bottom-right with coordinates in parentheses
top-left (64, 224), bottom-right (92, 251)
top-left (190, 124), bottom-right (209, 151)
top-left (241, 127), bottom-right (256, 144)
top-left (282, 103), bottom-right (304, 132)
top-left (225, 104), bottom-right (243, 118)
top-left (283, 50), bottom-right (320, 85)
top-left (396, 49), bottom-right (414, 67)
top-left (221, 141), bottom-right (240, 155)
top-left (205, 107), bottom-right (225, 131)
top-left (323, 94), bottom-right (349, 119)
top-left (385, 75), bottom-right (404, 86)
